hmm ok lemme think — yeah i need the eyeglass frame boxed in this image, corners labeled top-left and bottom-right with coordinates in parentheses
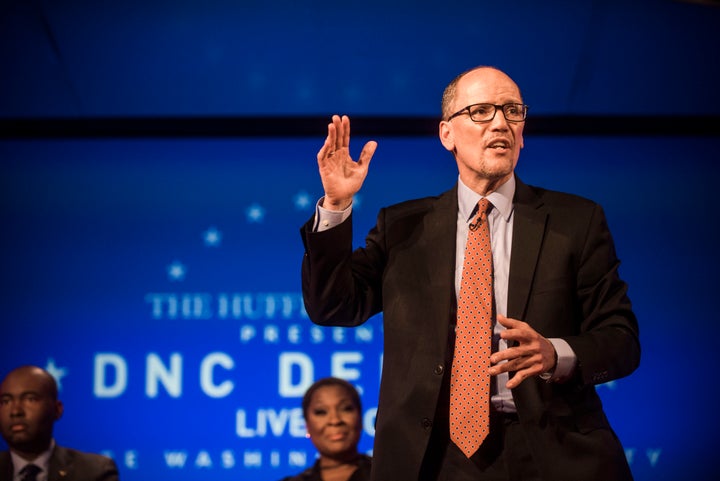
top-left (446, 103), bottom-right (529, 123)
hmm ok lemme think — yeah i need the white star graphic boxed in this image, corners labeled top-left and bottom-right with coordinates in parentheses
top-left (293, 191), bottom-right (312, 210)
top-left (246, 203), bottom-right (265, 223)
top-left (203, 226), bottom-right (222, 247)
top-left (45, 359), bottom-right (68, 391)
top-left (167, 260), bottom-right (186, 281)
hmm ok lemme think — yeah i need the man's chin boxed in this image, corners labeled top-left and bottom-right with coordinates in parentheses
top-left (7, 436), bottom-right (47, 454)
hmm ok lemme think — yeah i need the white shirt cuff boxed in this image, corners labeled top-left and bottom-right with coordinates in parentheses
top-left (541, 338), bottom-right (577, 382)
top-left (314, 197), bottom-right (352, 232)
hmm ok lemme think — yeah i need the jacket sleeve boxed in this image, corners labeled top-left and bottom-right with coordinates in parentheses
top-left (565, 203), bottom-right (641, 385)
top-left (300, 211), bottom-right (385, 327)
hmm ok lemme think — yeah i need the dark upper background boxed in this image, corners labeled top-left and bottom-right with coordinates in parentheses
top-left (1, 0), bottom-right (719, 122)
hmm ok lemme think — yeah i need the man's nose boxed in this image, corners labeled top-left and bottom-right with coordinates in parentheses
top-left (9, 401), bottom-right (24, 416)
top-left (489, 108), bottom-right (510, 129)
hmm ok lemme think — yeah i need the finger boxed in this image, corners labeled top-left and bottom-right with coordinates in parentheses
top-left (506, 372), bottom-right (528, 389)
top-left (500, 327), bottom-right (533, 344)
top-left (492, 358), bottom-right (536, 387)
top-left (357, 141), bottom-right (377, 167)
top-left (341, 115), bottom-right (351, 150)
top-left (490, 351), bottom-right (521, 371)
top-left (497, 314), bottom-right (521, 328)
top-left (317, 122), bottom-right (337, 162)
top-left (490, 356), bottom-right (521, 377)
top-left (491, 344), bottom-right (542, 368)
top-left (506, 360), bottom-right (547, 389)
top-left (332, 115), bottom-right (344, 151)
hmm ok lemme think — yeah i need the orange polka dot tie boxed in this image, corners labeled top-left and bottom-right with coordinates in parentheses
top-left (450, 198), bottom-right (493, 458)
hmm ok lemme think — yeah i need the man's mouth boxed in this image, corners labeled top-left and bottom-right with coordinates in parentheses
top-left (488, 139), bottom-right (510, 150)
top-left (10, 423), bottom-right (28, 433)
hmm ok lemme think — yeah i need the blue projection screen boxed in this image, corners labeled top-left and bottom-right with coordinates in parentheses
top-left (1, 135), bottom-right (718, 480)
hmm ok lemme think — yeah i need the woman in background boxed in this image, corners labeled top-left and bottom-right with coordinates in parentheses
top-left (279, 377), bottom-right (371, 481)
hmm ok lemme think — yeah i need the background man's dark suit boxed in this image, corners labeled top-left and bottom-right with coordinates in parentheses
top-left (0, 445), bottom-right (119, 481)
top-left (301, 176), bottom-right (640, 481)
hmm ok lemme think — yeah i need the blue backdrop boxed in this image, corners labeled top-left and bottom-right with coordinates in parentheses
top-left (1, 133), bottom-right (719, 480)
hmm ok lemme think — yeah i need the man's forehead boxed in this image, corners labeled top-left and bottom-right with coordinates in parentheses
top-left (0, 388), bottom-right (43, 397)
top-left (456, 70), bottom-right (521, 100)
top-left (1, 372), bottom-right (50, 393)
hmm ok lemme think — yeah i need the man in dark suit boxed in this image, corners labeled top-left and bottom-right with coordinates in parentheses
top-left (300, 66), bottom-right (640, 481)
top-left (0, 365), bottom-right (119, 480)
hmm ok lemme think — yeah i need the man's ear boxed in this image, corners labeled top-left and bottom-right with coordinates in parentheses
top-left (54, 400), bottom-right (64, 421)
top-left (439, 121), bottom-right (455, 152)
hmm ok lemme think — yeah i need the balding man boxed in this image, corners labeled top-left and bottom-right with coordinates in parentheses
top-left (300, 66), bottom-right (639, 481)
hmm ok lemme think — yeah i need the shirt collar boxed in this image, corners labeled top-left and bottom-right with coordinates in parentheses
top-left (10, 439), bottom-right (55, 477)
top-left (458, 175), bottom-right (515, 222)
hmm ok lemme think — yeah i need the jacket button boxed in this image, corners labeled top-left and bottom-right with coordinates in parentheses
top-left (434, 364), bottom-right (444, 375)
top-left (421, 418), bottom-right (432, 430)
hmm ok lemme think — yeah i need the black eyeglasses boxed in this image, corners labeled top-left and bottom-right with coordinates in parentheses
top-left (446, 103), bottom-right (528, 123)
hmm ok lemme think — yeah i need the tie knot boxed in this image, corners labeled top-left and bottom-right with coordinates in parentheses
top-left (469, 198), bottom-right (492, 229)
top-left (478, 197), bottom-right (491, 214)
top-left (20, 464), bottom-right (41, 481)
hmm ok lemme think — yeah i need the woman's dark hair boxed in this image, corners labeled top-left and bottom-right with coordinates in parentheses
top-left (301, 377), bottom-right (362, 419)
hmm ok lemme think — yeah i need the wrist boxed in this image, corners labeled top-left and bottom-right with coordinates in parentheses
top-left (539, 339), bottom-right (558, 381)
top-left (322, 195), bottom-right (352, 211)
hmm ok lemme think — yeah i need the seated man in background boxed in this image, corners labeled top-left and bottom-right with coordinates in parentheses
top-left (0, 365), bottom-right (119, 480)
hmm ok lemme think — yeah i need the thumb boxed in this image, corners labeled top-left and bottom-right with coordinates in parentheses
top-left (357, 141), bottom-right (377, 167)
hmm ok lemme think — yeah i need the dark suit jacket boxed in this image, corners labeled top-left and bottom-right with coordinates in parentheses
top-left (0, 445), bottom-right (119, 481)
top-left (278, 454), bottom-right (371, 481)
top-left (301, 177), bottom-right (640, 481)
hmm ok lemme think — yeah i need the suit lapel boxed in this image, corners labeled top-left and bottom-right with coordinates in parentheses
top-left (423, 185), bottom-right (458, 285)
top-left (507, 177), bottom-right (547, 320)
top-left (48, 445), bottom-right (71, 481)
top-left (419, 186), bottom-right (459, 343)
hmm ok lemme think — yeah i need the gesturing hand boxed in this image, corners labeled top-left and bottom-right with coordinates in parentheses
top-left (488, 314), bottom-right (558, 389)
top-left (317, 115), bottom-right (377, 211)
